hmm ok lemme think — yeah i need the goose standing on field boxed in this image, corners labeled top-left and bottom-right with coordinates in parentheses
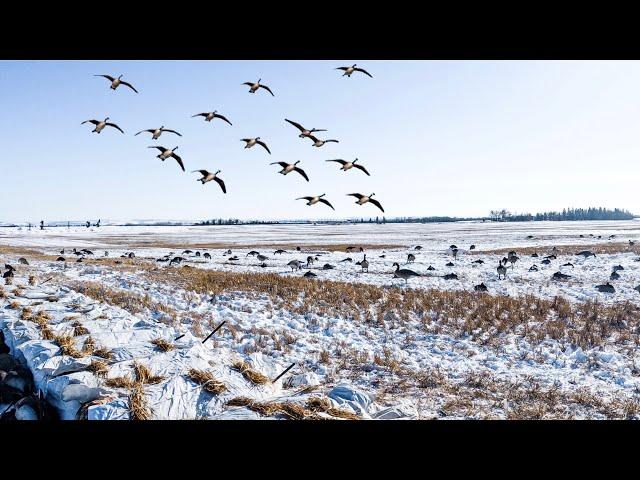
top-left (192, 110), bottom-right (232, 125)
top-left (306, 135), bottom-right (339, 148)
top-left (325, 158), bottom-right (370, 176)
top-left (497, 261), bottom-right (507, 280)
top-left (347, 193), bottom-right (384, 213)
top-left (287, 260), bottom-right (302, 271)
top-left (360, 255), bottom-right (369, 272)
top-left (82, 118), bottom-right (124, 134)
top-left (336, 64), bottom-right (373, 78)
top-left (192, 170), bottom-right (226, 193)
top-left (296, 194), bottom-right (335, 210)
top-left (284, 119), bottom-right (327, 139)
top-left (392, 262), bottom-right (420, 284)
top-left (148, 146), bottom-right (184, 171)
top-left (270, 161), bottom-right (309, 181)
top-left (241, 137), bottom-right (271, 154)
top-left (135, 126), bottom-right (182, 140)
top-left (242, 79), bottom-right (274, 96)
top-left (94, 74), bottom-right (138, 93)
top-left (596, 282), bottom-right (615, 293)
top-left (407, 253), bottom-right (416, 263)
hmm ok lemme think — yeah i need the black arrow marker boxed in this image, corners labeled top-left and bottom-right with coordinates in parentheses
top-left (272, 363), bottom-right (295, 383)
top-left (202, 321), bottom-right (226, 344)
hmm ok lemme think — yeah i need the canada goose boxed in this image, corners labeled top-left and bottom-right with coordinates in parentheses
top-left (128, 252), bottom-right (135, 258)
top-left (306, 256), bottom-right (315, 266)
top-left (296, 194), bottom-right (335, 210)
top-left (610, 271), bottom-right (621, 280)
top-left (336, 64), bottom-right (373, 78)
top-left (497, 261), bottom-right (507, 279)
top-left (474, 282), bottom-right (488, 292)
top-left (135, 126), bottom-right (182, 140)
top-left (228, 256), bottom-right (240, 262)
top-left (379, 254), bottom-right (386, 258)
top-left (630, 240), bottom-right (636, 246)
top-left (562, 262), bottom-right (575, 268)
top-left (552, 271), bottom-right (571, 281)
top-left (576, 250), bottom-right (596, 259)
top-left (347, 193), bottom-right (384, 213)
top-left (415, 246), bottom-right (423, 250)
top-left (195, 251), bottom-right (201, 257)
top-left (82, 117), bottom-right (124, 134)
top-left (507, 254), bottom-right (519, 269)
top-left (443, 273), bottom-right (458, 280)
top-left (192, 111), bottom-right (232, 125)
top-left (241, 137), bottom-right (271, 154)
top-left (325, 159), bottom-right (370, 176)
top-left (274, 249), bottom-right (287, 255)
top-left (541, 259), bottom-right (551, 265)
top-left (18, 258), bottom-right (28, 265)
top-left (531, 253), bottom-right (539, 258)
top-left (95, 74), bottom-right (138, 93)
top-left (613, 265), bottom-right (624, 272)
top-left (472, 259), bottom-right (484, 264)
top-left (322, 263), bottom-right (335, 270)
top-left (287, 260), bottom-right (302, 271)
top-left (104, 251), bottom-right (109, 257)
top-left (225, 249), bottom-right (232, 255)
top-left (426, 265), bottom-right (435, 271)
top-left (545, 255), bottom-right (557, 260)
top-left (284, 119), bottom-right (326, 138)
top-left (306, 135), bottom-right (339, 148)
top-left (247, 251), bottom-right (260, 257)
top-left (56, 256), bottom-right (65, 262)
top-left (449, 245), bottom-right (458, 250)
top-left (169, 257), bottom-right (183, 265)
top-left (204, 253), bottom-right (211, 259)
top-left (360, 254), bottom-right (369, 272)
top-left (81, 249), bottom-right (93, 255)
top-left (407, 253), bottom-right (416, 263)
top-left (256, 254), bottom-right (269, 262)
top-left (634, 285), bottom-right (640, 294)
top-left (183, 250), bottom-right (193, 254)
top-left (451, 248), bottom-right (459, 260)
top-left (192, 170), bottom-right (226, 193)
top-left (303, 271), bottom-right (317, 278)
top-left (392, 262), bottom-right (420, 284)
top-left (4, 264), bottom-right (15, 272)
top-left (270, 161), bottom-right (309, 181)
top-left (242, 79), bottom-right (274, 96)
top-left (76, 257), bottom-right (83, 263)
top-left (529, 265), bottom-right (539, 272)
top-left (340, 258), bottom-right (353, 263)
top-left (596, 282), bottom-right (615, 293)
top-left (470, 245), bottom-right (476, 250)
top-left (148, 146), bottom-right (184, 171)
top-left (445, 262), bottom-right (454, 267)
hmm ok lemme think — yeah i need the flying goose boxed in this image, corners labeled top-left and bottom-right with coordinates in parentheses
top-left (192, 111), bottom-right (232, 125)
top-left (81, 118), bottom-right (124, 134)
top-left (148, 146), bottom-right (184, 171)
top-left (306, 135), bottom-right (339, 148)
top-left (270, 161), bottom-right (309, 181)
top-left (192, 170), bottom-right (226, 193)
top-left (284, 119), bottom-right (326, 138)
top-left (135, 126), bottom-right (182, 140)
top-left (94, 74), bottom-right (138, 93)
top-left (392, 262), bottom-right (420, 284)
top-left (296, 194), bottom-right (335, 210)
top-left (241, 137), bottom-right (271, 154)
top-left (336, 64), bottom-right (373, 78)
top-left (347, 193), bottom-right (384, 213)
top-left (242, 79), bottom-right (274, 96)
top-left (325, 158), bottom-right (370, 176)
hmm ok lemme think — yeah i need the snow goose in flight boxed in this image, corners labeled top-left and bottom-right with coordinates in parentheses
top-left (241, 137), bottom-right (271, 154)
top-left (94, 74), bottom-right (139, 93)
top-left (81, 117), bottom-right (124, 134)
top-left (284, 119), bottom-right (327, 139)
top-left (270, 161), bottom-right (309, 181)
top-left (148, 146), bottom-right (184, 171)
top-left (135, 126), bottom-right (182, 140)
top-left (326, 158), bottom-right (370, 176)
top-left (336, 64), bottom-right (373, 78)
top-left (347, 193), bottom-right (384, 213)
top-left (296, 194), bottom-right (335, 210)
top-left (192, 170), bottom-right (226, 193)
top-left (192, 111), bottom-right (232, 125)
top-left (242, 79), bottom-right (274, 96)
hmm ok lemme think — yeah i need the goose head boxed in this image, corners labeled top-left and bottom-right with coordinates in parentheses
top-left (104, 117), bottom-right (110, 122)
top-left (257, 78), bottom-right (261, 84)
top-left (160, 125), bottom-right (165, 130)
top-left (213, 110), bottom-right (217, 114)
top-left (353, 158), bottom-right (358, 163)
top-left (215, 170), bottom-right (221, 175)
top-left (392, 262), bottom-right (400, 270)
top-left (352, 64), bottom-right (357, 68)
top-left (320, 193), bottom-right (326, 198)
top-left (294, 161), bottom-right (300, 165)
top-left (256, 137), bottom-right (261, 140)
top-left (370, 193), bottom-right (375, 198)
top-left (173, 146), bottom-right (179, 151)
top-left (118, 75), bottom-right (123, 79)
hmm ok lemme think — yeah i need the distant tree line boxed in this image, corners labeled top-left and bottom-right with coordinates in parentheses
top-left (489, 207), bottom-right (635, 222)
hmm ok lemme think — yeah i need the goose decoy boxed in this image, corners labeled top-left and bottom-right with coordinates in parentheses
top-left (612, 265), bottom-right (624, 272)
top-left (634, 285), bottom-right (640, 294)
top-left (426, 265), bottom-right (435, 271)
top-left (135, 126), bottom-right (182, 140)
top-left (247, 251), bottom-right (260, 257)
top-left (340, 258), bottom-right (353, 262)
top-left (470, 245), bottom-right (476, 250)
top-left (287, 260), bottom-right (302, 271)
top-left (306, 135), bottom-right (339, 148)
top-left (296, 194), bottom-right (335, 210)
top-left (18, 258), bottom-right (28, 265)
top-left (274, 249), bottom-right (287, 255)
top-left (472, 259), bottom-right (484, 264)
top-left (56, 256), bottom-right (65, 262)
top-left (508, 254), bottom-right (519, 269)
top-left (531, 252), bottom-right (539, 258)
top-left (303, 271), bottom-right (317, 278)
top-left (169, 257), bottom-right (183, 265)
top-left (192, 170), bottom-right (226, 193)
top-left (347, 193), bottom-right (384, 213)
top-left (449, 245), bottom-right (458, 250)
top-left (336, 64), bottom-right (373, 78)
top-left (183, 250), bottom-right (193, 254)
top-left (270, 161), bottom-right (309, 181)
top-left (552, 271), bottom-right (571, 281)
top-left (541, 259), bottom-right (551, 265)
top-left (392, 262), bottom-right (420, 284)
top-left (497, 261), bottom-right (507, 280)
top-left (630, 240), bottom-right (636, 246)
top-left (256, 254), bottom-right (269, 262)
top-left (610, 271), bottom-right (621, 280)
top-left (128, 252), bottom-right (135, 258)
top-left (241, 137), bottom-right (271, 154)
top-left (306, 256), bottom-right (315, 266)
top-left (529, 265), bottom-right (539, 272)
top-left (81, 117), bottom-right (124, 134)
top-left (562, 262), bottom-right (575, 268)
top-left (148, 146), bottom-right (184, 171)
top-left (545, 254), bottom-right (557, 260)
top-left (325, 159), bottom-right (370, 176)
top-left (474, 282), bottom-right (488, 292)
top-left (414, 246), bottom-right (423, 250)
top-left (596, 282), bottom-right (615, 293)
top-left (203, 253), bottom-right (211, 259)
top-left (322, 263), bottom-right (335, 270)
top-left (407, 253), bottom-right (416, 263)
top-left (228, 256), bottom-right (240, 262)
top-left (195, 251), bottom-right (201, 257)
top-left (94, 74), bottom-right (138, 93)
top-left (445, 262), bottom-right (454, 267)
top-left (284, 119), bottom-right (326, 138)
top-left (242, 79), bottom-right (274, 96)
top-left (360, 255), bottom-right (369, 272)
top-left (443, 273), bottom-right (458, 280)
top-left (379, 254), bottom-right (386, 258)
top-left (192, 111), bottom-right (232, 125)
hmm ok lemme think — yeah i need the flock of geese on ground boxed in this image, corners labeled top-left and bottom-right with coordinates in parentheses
top-left (82, 65), bottom-right (384, 213)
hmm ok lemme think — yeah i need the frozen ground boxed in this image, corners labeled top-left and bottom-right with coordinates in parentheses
top-left (2, 221), bottom-right (640, 420)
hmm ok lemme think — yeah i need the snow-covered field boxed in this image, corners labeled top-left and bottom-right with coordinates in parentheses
top-left (2, 220), bottom-right (640, 420)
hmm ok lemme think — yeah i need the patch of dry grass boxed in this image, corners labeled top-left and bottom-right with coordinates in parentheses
top-left (55, 334), bottom-right (84, 358)
top-left (72, 321), bottom-right (89, 336)
top-left (226, 396), bottom-right (317, 420)
top-left (151, 337), bottom-right (174, 352)
top-left (87, 359), bottom-right (109, 377)
top-left (93, 346), bottom-right (114, 360)
top-left (187, 369), bottom-right (227, 395)
top-left (306, 397), bottom-right (359, 419)
top-left (232, 360), bottom-right (270, 385)
top-left (475, 242), bottom-right (640, 256)
top-left (128, 384), bottom-right (152, 420)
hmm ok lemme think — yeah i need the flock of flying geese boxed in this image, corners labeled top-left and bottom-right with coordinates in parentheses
top-left (82, 65), bottom-right (384, 213)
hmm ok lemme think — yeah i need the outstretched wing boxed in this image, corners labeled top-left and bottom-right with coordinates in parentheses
top-left (171, 153), bottom-right (185, 172)
top-left (296, 196), bottom-right (313, 201)
top-left (241, 138), bottom-right (252, 143)
top-left (192, 112), bottom-right (209, 118)
top-left (354, 67), bottom-right (373, 78)
top-left (353, 163), bottom-right (371, 176)
top-left (95, 74), bottom-right (115, 82)
top-left (162, 128), bottom-right (182, 136)
top-left (120, 80), bottom-right (139, 93)
top-left (192, 169), bottom-right (209, 176)
top-left (335, 67), bottom-right (348, 71)
top-left (256, 140), bottom-right (271, 154)
top-left (135, 129), bottom-right (153, 136)
top-left (148, 146), bottom-right (165, 152)
top-left (105, 122), bottom-right (125, 133)
top-left (82, 119), bottom-right (99, 125)
top-left (214, 113), bottom-right (232, 125)
top-left (285, 119), bottom-right (305, 132)
top-left (259, 84), bottom-right (275, 96)
top-left (325, 139), bottom-right (339, 143)
top-left (214, 176), bottom-right (226, 194)
top-left (347, 193), bottom-right (365, 200)
top-left (294, 167), bottom-right (309, 182)
top-left (319, 198), bottom-right (335, 210)
top-left (270, 162), bottom-right (288, 168)
top-left (369, 198), bottom-right (385, 213)
top-left (326, 159), bottom-right (347, 166)
top-left (307, 134), bottom-right (319, 143)
top-left (242, 82), bottom-right (254, 86)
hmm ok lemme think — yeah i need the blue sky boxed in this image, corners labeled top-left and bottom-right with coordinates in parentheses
top-left (1, 60), bottom-right (639, 223)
